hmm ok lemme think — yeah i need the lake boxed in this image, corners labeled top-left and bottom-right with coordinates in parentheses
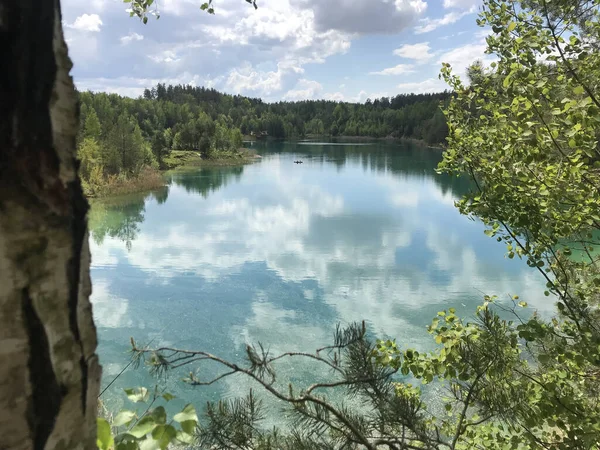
top-left (90, 140), bottom-right (550, 414)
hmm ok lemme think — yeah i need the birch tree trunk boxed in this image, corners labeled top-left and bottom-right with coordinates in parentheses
top-left (0, 0), bottom-right (101, 448)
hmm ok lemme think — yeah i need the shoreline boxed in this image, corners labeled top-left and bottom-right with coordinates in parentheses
top-left (306, 134), bottom-right (445, 149)
top-left (85, 139), bottom-right (443, 199)
top-left (87, 149), bottom-right (259, 199)
top-left (163, 149), bottom-right (258, 171)
top-left (255, 134), bottom-right (444, 149)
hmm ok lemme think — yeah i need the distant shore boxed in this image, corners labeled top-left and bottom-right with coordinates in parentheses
top-left (247, 134), bottom-right (444, 149)
top-left (312, 135), bottom-right (444, 149)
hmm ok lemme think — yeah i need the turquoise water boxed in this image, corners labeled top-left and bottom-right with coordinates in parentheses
top-left (90, 140), bottom-right (550, 413)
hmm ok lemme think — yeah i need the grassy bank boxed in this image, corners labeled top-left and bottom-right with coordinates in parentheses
top-left (163, 148), bottom-right (259, 171)
top-left (83, 167), bottom-right (166, 198)
top-left (85, 149), bottom-right (258, 198)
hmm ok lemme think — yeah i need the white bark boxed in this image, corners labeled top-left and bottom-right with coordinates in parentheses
top-left (0, 0), bottom-right (101, 448)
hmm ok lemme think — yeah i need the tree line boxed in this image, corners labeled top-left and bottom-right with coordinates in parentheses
top-left (141, 84), bottom-right (449, 143)
top-left (76, 86), bottom-right (449, 194)
top-left (76, 90), bottom-right (245, 194)
top-left (78, 87), bottom-right (449, 161)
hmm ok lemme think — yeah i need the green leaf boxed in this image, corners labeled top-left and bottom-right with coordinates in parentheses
top-left (152, 425), bottom-right (177, 450)
top-left (129, 415), bottom-right (158, 438)
top-left (180, 420), bottom-right (197, 434)
top-left (97, 418), bottom-right (114, 450)
top-left (138, 439), bottom-right (160, 450)
top-left (161, 393), bottom-right (175, 402)
top-left (176, 430), bottom-right (195, 445)
top-left (115, 438), bottom-right (138, 450)
top-left (573, 86), bottom-right (584, 95)
top-left (173, 404), bottom-right (198, 423)
top-left (124, 387), bottom-right (149, 403)
top-left (150, 406), bottom-right (167, 425)
top-left (113, 410), bottom-right (137, 427)
top-left (538, 353), bottom-right (550, 363)
top-left (507, 21), bottom-right (516, 32)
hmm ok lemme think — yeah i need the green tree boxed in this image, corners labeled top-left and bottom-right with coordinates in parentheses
top-left (78, 137), bottom-right (102, 180)
top-left (436, 0), bottom-right (600, 445)
top-left (84, 108), bottom-right (102, 140)
top-left (106, 113), bottom-right (146, 175)
top-left (151, 131), bottom-right (168, 168)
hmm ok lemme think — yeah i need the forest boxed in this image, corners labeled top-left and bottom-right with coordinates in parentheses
top-left (138, 84), bottom-right (449, 143)
top-left (76, 86), bottom-right (449, 195)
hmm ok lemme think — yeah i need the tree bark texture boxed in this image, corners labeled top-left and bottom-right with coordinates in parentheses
top-left (0, 1), bottom-right (101, 449)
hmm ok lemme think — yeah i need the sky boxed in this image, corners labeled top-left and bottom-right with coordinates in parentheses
top-left (61, 0), bottom-right (492, 102)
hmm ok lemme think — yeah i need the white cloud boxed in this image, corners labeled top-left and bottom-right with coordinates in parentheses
top-left (415, 9), bottom-right (474, 34)
top-left (201, 4), bottom-right (352, 64)
top-left (438, 42), bottom-right (487, 66)
top-left (343, 90), bottom-right (391, 103)
top-left (193, 0), bottom-right (352, 98)
top-left (474, 28), bottom-right (492, 40)
top-left (443, 0), bottom-right (481, 9)
top-left (68, 13), bottom-right (103, 32)
top-left (121, 32), bottom-right (144, 45)
top-left (370, 64), bottom-right (415, 76)
top-left (438, 30), bottom-right (469, 40)
top-left (62, 0), bottom-right (470, 101)
top-left (148, 50), bottom-right (180, 64)
top-left (75, 72), bottom-right (216, 97)
top-left (393, 42), bottom-right (434, 61)
top-left (200, 25), bottom-right (243, 44)
top-left (351, 90), bottom-right (368, 103)
top-left (396, 78), bottom-right (448, 93)
top-left (324, 92), bottom-right (345, 101)
top-left (283, 79), bottom-right (323, 101)
top-left (300, 0), bottom-right (427, 34)
top-left (437, 41), bottom-right (495, 78)
top-left (225, 63), bottom-right (286, 96)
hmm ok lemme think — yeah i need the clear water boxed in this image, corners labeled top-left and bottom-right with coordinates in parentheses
top-left (90, 140), bottom-right (550, 414)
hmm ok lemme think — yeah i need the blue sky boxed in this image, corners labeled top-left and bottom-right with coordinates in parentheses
top-left (62, 0), bottom-right (493, 101)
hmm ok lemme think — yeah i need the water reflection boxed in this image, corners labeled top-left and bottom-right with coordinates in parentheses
top-left (167, 166), bottom-right (244, 198)
top-left (90, 141), bottom-right (548, 412)
top-left (89, 191), bottom-right (150, 251)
